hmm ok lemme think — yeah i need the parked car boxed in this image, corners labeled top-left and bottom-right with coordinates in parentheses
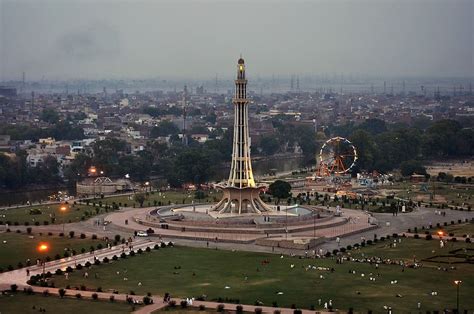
top-left (137, 231), bottom-right (148, 237)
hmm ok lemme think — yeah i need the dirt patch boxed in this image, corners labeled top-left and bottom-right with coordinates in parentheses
top-left (248, 278), bottom-right (280, 286)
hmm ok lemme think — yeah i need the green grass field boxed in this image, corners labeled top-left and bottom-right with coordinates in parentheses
top-left (0, 232), bottom-right (105, 270)
top-left (443, 223), bottom-right (474, 237)
top-left (0, 203), bottom-right (104, 226)
top-left (101, 190), bottom-right (222, 208)
top-left (0, 293), bottom-right (135, 314)
top-left (47, 240), bottom-right (474, 312)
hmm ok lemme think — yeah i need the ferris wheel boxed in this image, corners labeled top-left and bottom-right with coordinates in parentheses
top-left (319, 136), bottom-right (358, 175)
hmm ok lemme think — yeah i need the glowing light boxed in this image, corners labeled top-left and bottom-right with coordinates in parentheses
top-left (454, 280), bottom-right (462, 285)
top-left (239, 65), bottom-right (243, 71)
top-left (60, 205), bottom-right (67, 212)
top-left (37, 243), bottom-right (49, 253)
top-left (437, 230), bottom-right (444, 237)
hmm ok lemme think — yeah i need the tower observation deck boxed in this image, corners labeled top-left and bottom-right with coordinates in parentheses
top-left (212, 57), bottom-right (272, 214)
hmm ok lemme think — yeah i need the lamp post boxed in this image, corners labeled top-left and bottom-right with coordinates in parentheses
top-left (454, 280), bottom-right (462, 313)
top-left (313, 211), bottom-right (316, 238)
top-left (60, 204), bottom-right (67, 234)
top-left (37, 243), bottom-right (49, 281)
top-left (145, 181), bottom-right (150, 192)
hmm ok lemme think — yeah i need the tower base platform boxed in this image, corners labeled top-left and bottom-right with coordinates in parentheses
top-left (212, 186), bottom-right (273, 214)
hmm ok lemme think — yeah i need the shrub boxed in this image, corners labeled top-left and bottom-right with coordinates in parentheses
top-left (85, 261), bottom-right (91, 267)
top-left (255, 308), bottom-right (263, 314)
top-left (80, 285), bottom-right (86, 291)
top-left (25, 287), bottom-right (34, 295)
top-left (236, 305), bottom-right (243, 313)
top-left (92, 293), bottom-right (98, 300)
top-left (94, 259), bottom-right (101, 265)
top-left (75, 293), bottom-right (82, 299)
top-left (146, 247), bottom-right (151, 252)
top-left (426, 234), bottom-right (433, 240)
top-left (69, 231), bottom-right (75, 238)
top-left (154, 244), bottom-right (160, 250)
top-left (76, 264), bottom-right (83, 270)
top-left (59, 288), bottom-right (66, 298)
top-left (217, 304), bottom-right (225, 312)
top-left (97, 243), bottom-right (103, 250)
top-left (55, 269), bottom-right (63, 275)
top-left (109, 295), bottom-right (115, 302)
top-left (137, 248), bottom-right (143, 254)
top-left (121, 253), bottom-right (127, 259)
top-left (26, 227), bottom-right (32, 234)
top-left (199, 305), bottom-right (206, 311)
top-left (103, 257), bottom-right (109, 263)
top-left (144, 296), bottom-right (153, 305)
top-left (180, 300), bottom-right (188, 308)
top-left (114, 234), bottom-right (121, 242)
top-left (97, 287), bottom-right (103, 292)
top-left (80, 233), bottom-right (86, 239)
top-left (169, 300), bottom-right (176, 307)
top-left (42, 289), bottom-right (50, 297)
top-left (10, 284), bottom-right (18, 292)
top-left (130, 251), bottom-right (135, 256)
top-left (66, 266), bottom-right (74, 273)
top-left (293, 310), bottom-right (302, 314)
top-left (112, 255), bottom-right (118, 261)
top-left (414, 234), bottom-right (420, 239)
top-left (92, 234), bottom-right (97, 240)
top-left (466, 238), bottom-right (471, 243)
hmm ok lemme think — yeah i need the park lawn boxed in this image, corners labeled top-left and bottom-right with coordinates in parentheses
top-left (0, 232), bottom-right (106, 270)
top-left (0, 293), bottom-right (134, 314)
top-left (347, 237), bottom-right (473, 262)
top-left (443, 223), bottom-right (474, 237)
top-left (0, 203), bottom-right (104, 226)
top-left (102, 190), bottom-right (222, 208)
top-left (48, 244), bottom-right (474, 312)
top-left (154, 308), bottom-right (220, 314)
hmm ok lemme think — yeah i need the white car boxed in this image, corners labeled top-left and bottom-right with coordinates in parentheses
top-left (137, 231), bottom-right (148, 237)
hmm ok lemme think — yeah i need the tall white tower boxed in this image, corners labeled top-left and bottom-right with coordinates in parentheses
top-left (212, 57), bottom-right (272, 214)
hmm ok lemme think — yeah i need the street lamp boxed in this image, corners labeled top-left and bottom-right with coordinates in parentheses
top-left (37, 242), bottom-right (49, 281)
top-left (59, 204), bottom-right (68, 234)
top-left (145, 181), bottom-right (150, 192)
top-left (454, 280), bottom-right (462, 313)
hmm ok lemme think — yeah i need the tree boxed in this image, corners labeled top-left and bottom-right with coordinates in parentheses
top-left (134, 193), bottom-right (147, 207)
top-left (400, 160), bottom-right (427, 177)
top-left (269, 180), bottom-right (291, 204)
top-left (150, 121), bottom-right (180, 138)
top-left (40, 108), bottom-right (60, 124)
top-left (260, 136), bottom-right (279, 156)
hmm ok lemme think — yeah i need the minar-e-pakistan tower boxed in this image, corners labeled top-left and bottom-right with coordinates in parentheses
top-left (212, 57), bottom-right (273, 214)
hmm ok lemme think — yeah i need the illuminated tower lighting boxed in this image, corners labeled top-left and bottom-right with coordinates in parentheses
top-left (212, 57), bottom-right (272, 214)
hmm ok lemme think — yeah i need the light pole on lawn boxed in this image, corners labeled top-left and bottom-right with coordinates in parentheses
top-left (37, 242), bottom-right (49, 282)
top-left (454, 280), bottom-right (462, 313)
top-left (59, 204), bottom-right (68, 234)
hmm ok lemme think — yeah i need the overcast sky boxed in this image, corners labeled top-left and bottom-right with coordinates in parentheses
top-left (1, 0), bottom-right (472, 80)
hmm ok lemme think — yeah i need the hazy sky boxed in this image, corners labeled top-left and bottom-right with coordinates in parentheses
top-left (1, 0), bottom-right (472, 80)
